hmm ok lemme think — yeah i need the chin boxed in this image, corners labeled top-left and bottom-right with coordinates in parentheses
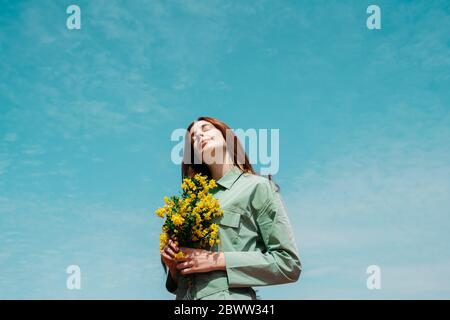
top-left (202, 145), bottom-right (215, 155)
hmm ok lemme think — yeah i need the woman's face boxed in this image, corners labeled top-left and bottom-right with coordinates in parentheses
top-left (189, 120), bottom-right (227, 163)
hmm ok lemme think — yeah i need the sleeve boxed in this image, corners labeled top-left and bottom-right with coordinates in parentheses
top-left (224, 181), bottom-right (302, 287)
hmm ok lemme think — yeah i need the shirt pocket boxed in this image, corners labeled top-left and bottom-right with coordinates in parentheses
top-left (218, 209), bottom-right (242, 246)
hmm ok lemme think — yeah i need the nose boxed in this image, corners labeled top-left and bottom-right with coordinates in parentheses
top-left (193, 132), bottom-right (203, 142)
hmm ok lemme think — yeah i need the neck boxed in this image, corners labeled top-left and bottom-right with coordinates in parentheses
top-left (208, 153), bottom-right (236, 181)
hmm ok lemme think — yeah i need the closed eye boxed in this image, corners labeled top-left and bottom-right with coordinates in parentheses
top-left (191, 123), bottom-right (213, 142)
top-left (202, 123), bottom-right (213, 131)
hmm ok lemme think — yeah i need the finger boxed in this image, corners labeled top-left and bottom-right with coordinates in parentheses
top-left (164, 245), bottom-right (175, 255)
top-left (168, 241), bottom-right (179, 252)
top-left (161, 251), bottom-right (175, 261)
top-left (164, 246), bottom-right (176, 258)
top-left (180, 267), bottom-right (194, 276)
top-left (176, 261), bottom-right (193, 270)
top-left (161, 253), bottom-right (175, 265)
top-left (161, 252), bottom-right (176, 262)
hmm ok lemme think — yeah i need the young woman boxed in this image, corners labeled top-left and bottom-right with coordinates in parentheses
top-left (161, 116), bottom-right (301, 300)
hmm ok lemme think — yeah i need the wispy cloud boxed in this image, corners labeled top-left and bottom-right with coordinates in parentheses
top-left (0, 195), bottom-right (166, 299)
top-left (282, 104), bottom-right (450, 298)
top-left (1, 0), bottom-right (449, 299)
top-left (4, 133), bottom-right (18, 142)
top-left (0, 158), bottom-right (10, 176)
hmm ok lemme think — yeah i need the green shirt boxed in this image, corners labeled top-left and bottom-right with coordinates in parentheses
top-left (166, 167), bottom-right (301, 299)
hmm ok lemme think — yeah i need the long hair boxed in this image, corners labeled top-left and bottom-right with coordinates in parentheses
top-left (162, 117), bottom-right (279, 277)
top-left (182, 116), bottom-right (256, 179)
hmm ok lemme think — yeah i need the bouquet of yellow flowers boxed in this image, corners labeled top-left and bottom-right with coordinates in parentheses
top-left (155, 173), bottom-right (224, 260)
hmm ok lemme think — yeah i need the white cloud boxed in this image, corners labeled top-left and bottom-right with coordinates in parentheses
top-left (0, 196), bottom-right (167, 299)
top-left (381, 262), bottom-right (450, 297)
top-left (21, 144), bottom-right (45, 156)
top-left (4, 133), bottom-right (17, 142)
top-left (281, 110), bottom-right (450, 298)
top-left (0, 158), bottom-right (10, 176)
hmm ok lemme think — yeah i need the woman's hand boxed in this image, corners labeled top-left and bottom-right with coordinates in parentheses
top-left (176, 247), bottom-right (226, 275)
top-left (161, 239), bottom-right (180, 280)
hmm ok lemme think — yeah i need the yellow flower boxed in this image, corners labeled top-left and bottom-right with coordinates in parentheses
top-left (171, 213), bottom-right (185, 226)
top-left (159, 232), bottom-right (168, 250)
top-left (195, 213), bottom-right (202, 225)
top-left (214, 208), bottom-right (224, 217)
top-left (187, 179), bottom-right (196, 190)
top-left (208, 180), bottom-right (217, 189)
top-left (195, 228), bottom-right (204, 238)
top-left (174, 251), bottom-right (185, 260)
top-left (155, 207), bottom-right (165, 218)
top-left (156, 173), bottom-right (223, 252)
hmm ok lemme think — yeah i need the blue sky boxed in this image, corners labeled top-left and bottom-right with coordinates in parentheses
top-left (0, 0), bottom-right (449, 299)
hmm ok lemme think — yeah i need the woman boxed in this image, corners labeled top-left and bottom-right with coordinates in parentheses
top-left (161, 116), bottom-right (301, 300)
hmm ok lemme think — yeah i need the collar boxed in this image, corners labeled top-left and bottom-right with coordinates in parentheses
top-left (216, 167), bottom-right (244, 190)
